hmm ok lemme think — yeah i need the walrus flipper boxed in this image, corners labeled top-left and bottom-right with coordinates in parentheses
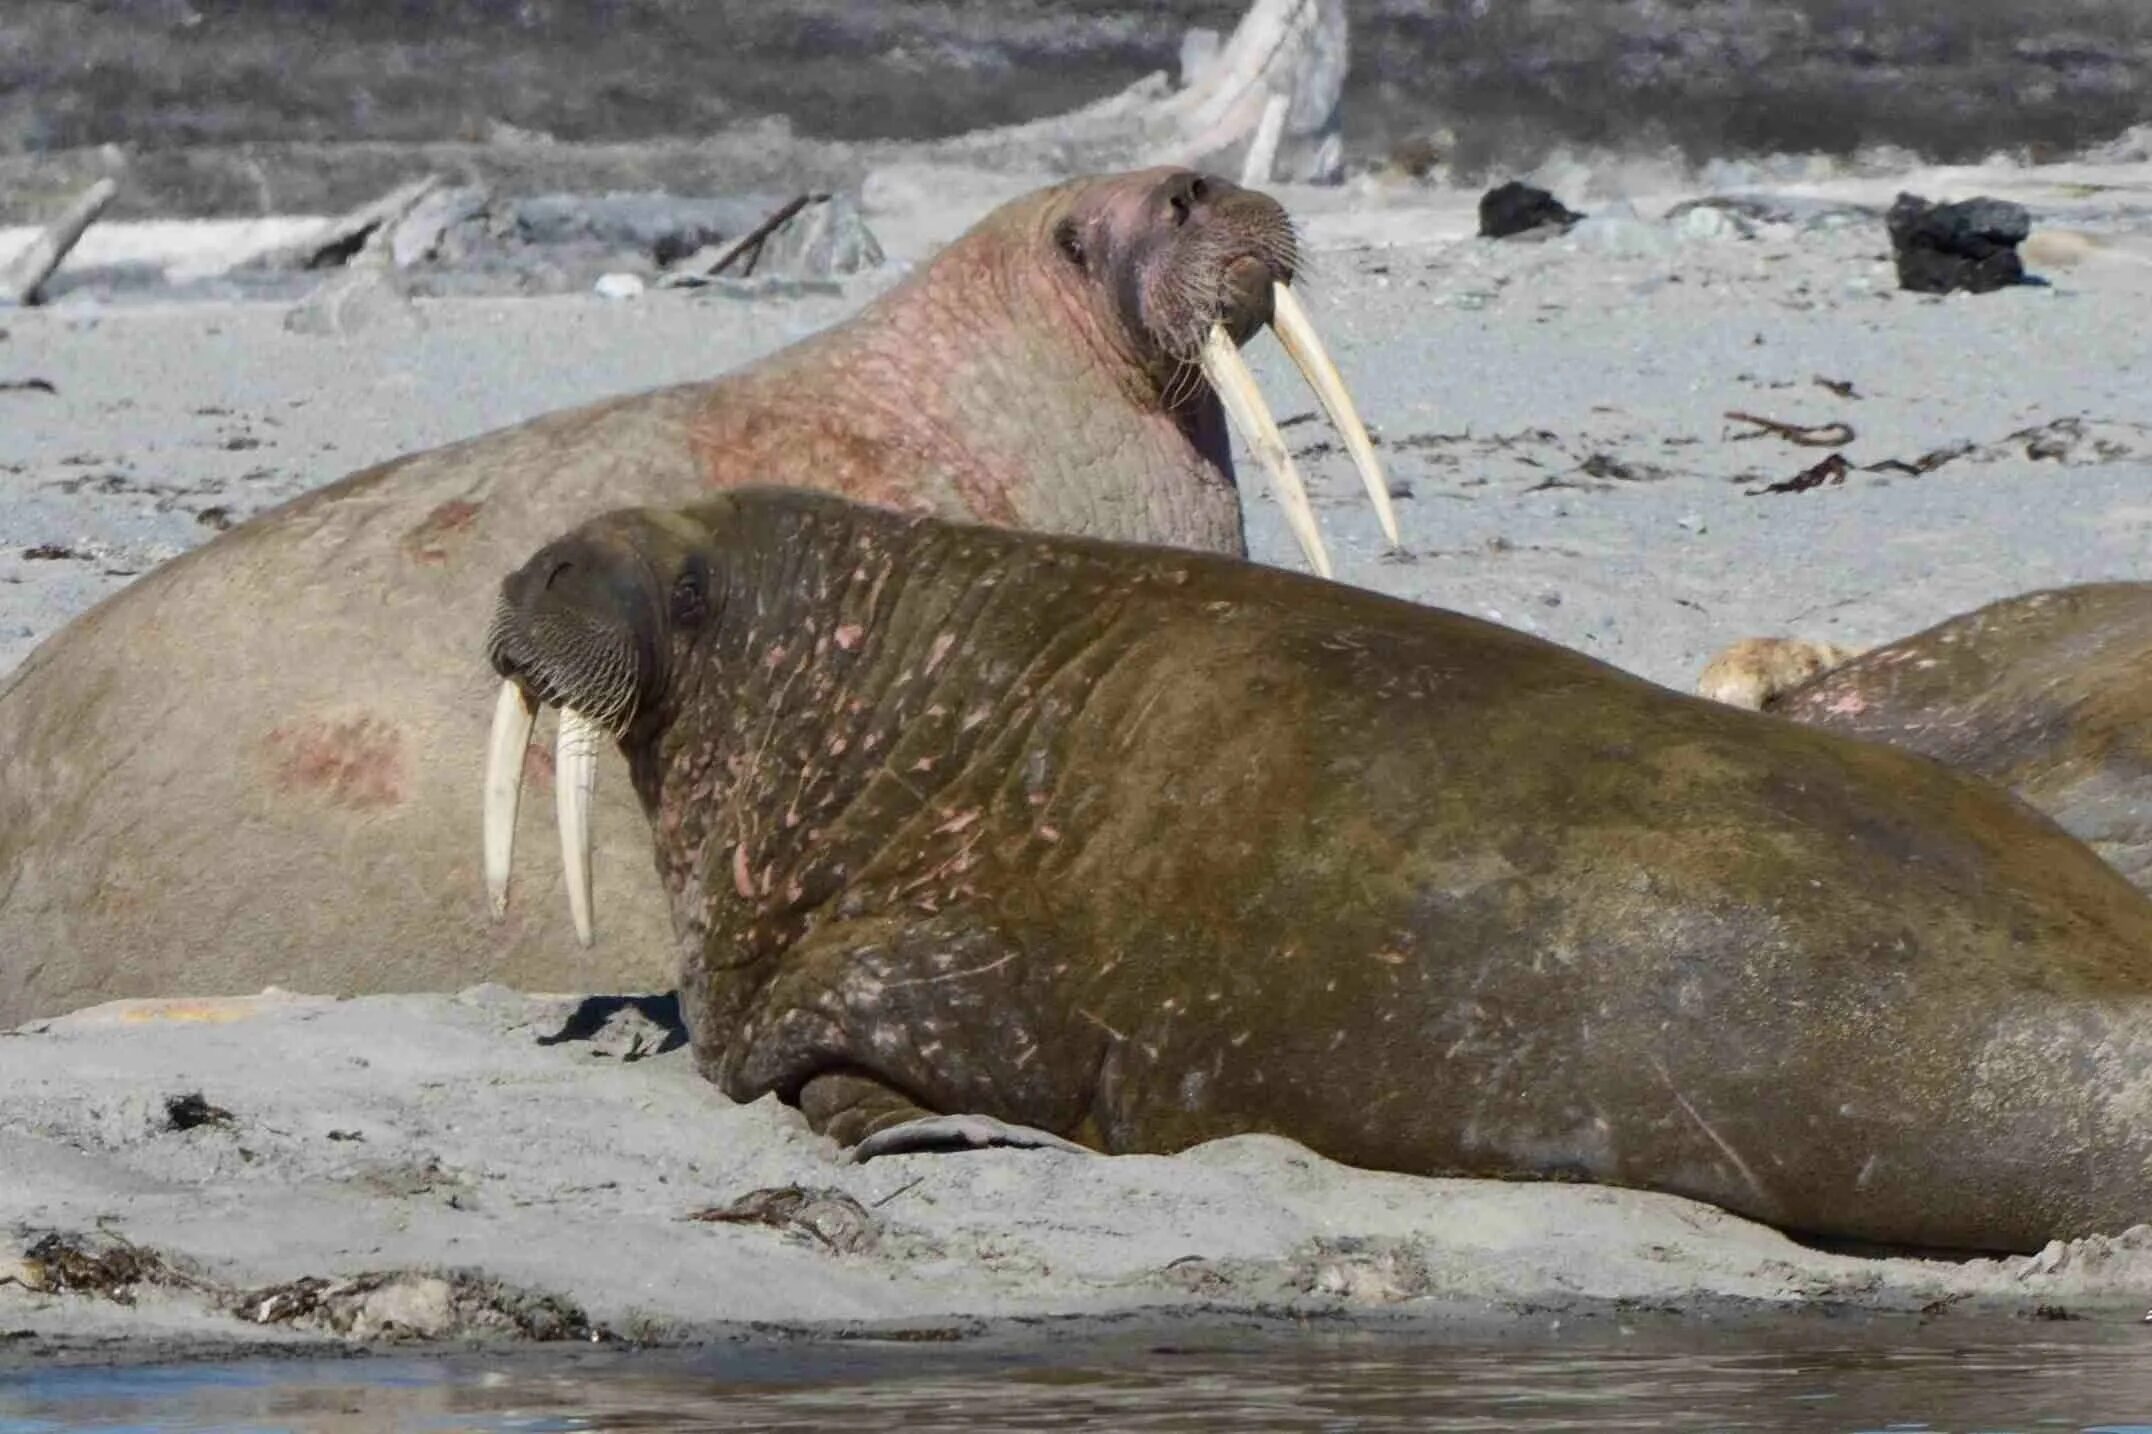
top-left (849, 1112), bottom-right (1093, 1162)
top-left (711, 910), bottom-right (1101, 1159)
top-left (796, 1072), bottom-right (1087, 1159)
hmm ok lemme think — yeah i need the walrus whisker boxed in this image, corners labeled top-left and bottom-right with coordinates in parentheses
top-left (483, 679), bottom-right (537, 917)
top-left (1160, 355), bottom-right (1207, 414)
top-left (555, 705), bottom-right (602, 948)
top-left (1270, 281), bottom-right (1401, 550)
top-left (1199, 322), bottom-right (1332, 578)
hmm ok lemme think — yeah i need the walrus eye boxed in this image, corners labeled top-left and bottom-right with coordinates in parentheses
top-left (1053, 219), bottom-right (1087, 271)
top-left (670, 556), bottom-right (709, 629)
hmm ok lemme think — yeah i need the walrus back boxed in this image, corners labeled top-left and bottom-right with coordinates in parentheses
top-left (1775, 583), bottom-right (2152, 895)
top-left (0, 384), bottom-right (721, 1026)
top-left (1060, 587), bottom-right (2152, 1248)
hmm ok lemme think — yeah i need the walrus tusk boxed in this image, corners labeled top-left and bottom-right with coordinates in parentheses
top-left (483, 679), bottom-right (537, 917)
top-left (555, 706), bottom-right (602, 948)
top-left (1270, 282), bottom-right (1402, 551)
top-left (1200, 323), bottom-right (1333, 579)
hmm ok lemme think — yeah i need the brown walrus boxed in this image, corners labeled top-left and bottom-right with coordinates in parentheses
top-left (1747, 583), bottom-right (2151, 897)
top-left (486, 490), bottom-right (2152, 1254)
top-left (0, 168), bottom-right (1398, 1027)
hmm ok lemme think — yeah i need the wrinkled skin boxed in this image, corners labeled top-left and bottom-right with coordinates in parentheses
top-left (491, 491), bottom-right (2152, 1254)
top-left (0, 168), bottom-right (1315, 1026)
top-left (1771, 583), bottom-right (2152, 897)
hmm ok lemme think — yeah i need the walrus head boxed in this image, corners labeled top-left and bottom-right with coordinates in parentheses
top-left (996, 167), bottom-right (1397, 576)
top-left (481, 507), bottom-right (718, 943)
top-left (1061, 168), bottom-right (1298, 359)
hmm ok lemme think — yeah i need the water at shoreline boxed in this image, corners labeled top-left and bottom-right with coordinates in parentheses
top-left (8, 1323), bottom-right (2152, 1431)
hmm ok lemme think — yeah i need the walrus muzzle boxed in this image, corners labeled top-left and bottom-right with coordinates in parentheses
top-left (1132, 172), bottom-right (1398, 576)
top-left (482, 539), bottom-right (657, 945)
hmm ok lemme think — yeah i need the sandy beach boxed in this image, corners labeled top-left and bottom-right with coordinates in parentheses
top-left (5, 150), bottom-right (2152, 1360)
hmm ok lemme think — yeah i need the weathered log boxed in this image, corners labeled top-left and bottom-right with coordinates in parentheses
top-left (933, 0), bottom-right (1348, 185)
top-left (251, 174), bottom-right (442, 271)
top-left (0, 178), bottom-right (118, 307)
top-left (1239, 91), bottom-right (1291, 187)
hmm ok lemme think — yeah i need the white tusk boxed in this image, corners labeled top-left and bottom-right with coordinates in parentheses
top-left (483, 680), bottom-right (537, 918)
top-left (1270, 281), bottom-right (1402, 550)
top-left (1199, 322), bottom-right (1333, 579)
top-left (555, 707), bottom-right (602, 948)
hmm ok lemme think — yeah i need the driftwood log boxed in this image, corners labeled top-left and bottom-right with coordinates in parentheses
top-left (0, 178), bottom-right (118, 306)
top-left (935, 0), bottom-right (1348, 183)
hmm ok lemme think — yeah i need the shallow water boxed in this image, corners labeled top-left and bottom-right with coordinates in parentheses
top-left (6, 1323), bottom-right (2152, 1433)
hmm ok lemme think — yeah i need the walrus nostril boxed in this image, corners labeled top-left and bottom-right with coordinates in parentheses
top-left (1166, 174), bottom-right (1218, 228)
top-left (1165, 173), bottom-right (1205, 227)
top-left (544, 559), bottom-right (574, 591)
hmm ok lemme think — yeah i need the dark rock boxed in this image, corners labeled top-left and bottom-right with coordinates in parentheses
top-left (1478, 181), bottom-right (1583, 240)
top-left (164, 1091), bottom-right (235, 1131)
top-left (1886, 192), bottom-right (2031, 294)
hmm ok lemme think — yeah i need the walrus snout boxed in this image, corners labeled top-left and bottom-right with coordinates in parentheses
top-left (1218, 254), bottom-right (1277, 339)
top-left (482, 513), bottom-right (701, 946)
top-left (486, 536), bottom-right (650, 726)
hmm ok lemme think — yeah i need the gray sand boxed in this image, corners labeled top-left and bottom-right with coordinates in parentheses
top-left (7, 987), bottom-right (2152, 1364)
top-left (4, 156), bottom-right (2152, 1358)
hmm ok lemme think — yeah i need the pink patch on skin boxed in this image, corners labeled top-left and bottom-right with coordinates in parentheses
top-left (834, 624), bottom-right (863, 651)
top-left (1826, 693), bottom-right (1869, 716)
top-left (927, 633), bottom-right (955, 671)
top-left (265, 718), bottom-right (408, 809)
top-left (401, 500), bottom-right (483, 565)
top-left (733, 843), bottom-right (755, 899)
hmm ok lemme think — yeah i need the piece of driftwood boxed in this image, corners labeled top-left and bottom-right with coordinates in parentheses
top-left (934, 0), bottom-right (1348, 184)
top-left (702, 192), bottom-right (821, 280)
top-left (659, 192), bottom-right (838, 285)
top-left (751, 193), bottom-right (884, 278)
top-left (1725, 411), bottom-right (1856, 448)
top-left (1, 178), bottom-right (118, 307)
top-left (253, 174), bottom-right (443, 271)
top-left (1239, 91), bottom-right (1290, 187)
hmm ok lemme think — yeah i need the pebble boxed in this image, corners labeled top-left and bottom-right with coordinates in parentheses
top-left (593, 272), bottom-right (646, 301)
top-left (1675, 206), bottom-right (1739, 241)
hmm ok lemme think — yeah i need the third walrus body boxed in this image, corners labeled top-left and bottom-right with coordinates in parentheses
top-left (1701, 584), bottom-right (2152, 897)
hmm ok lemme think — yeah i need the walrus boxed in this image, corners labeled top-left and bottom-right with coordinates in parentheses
top-left (485, 490), bottom-right (2152, 1253)
top-left (1716, 584), bottom-right (2151, 897)
top-left (0, 168), bottom-right (1398, 1027)
top-left (1694, 637), bottom-right (1864, 713)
